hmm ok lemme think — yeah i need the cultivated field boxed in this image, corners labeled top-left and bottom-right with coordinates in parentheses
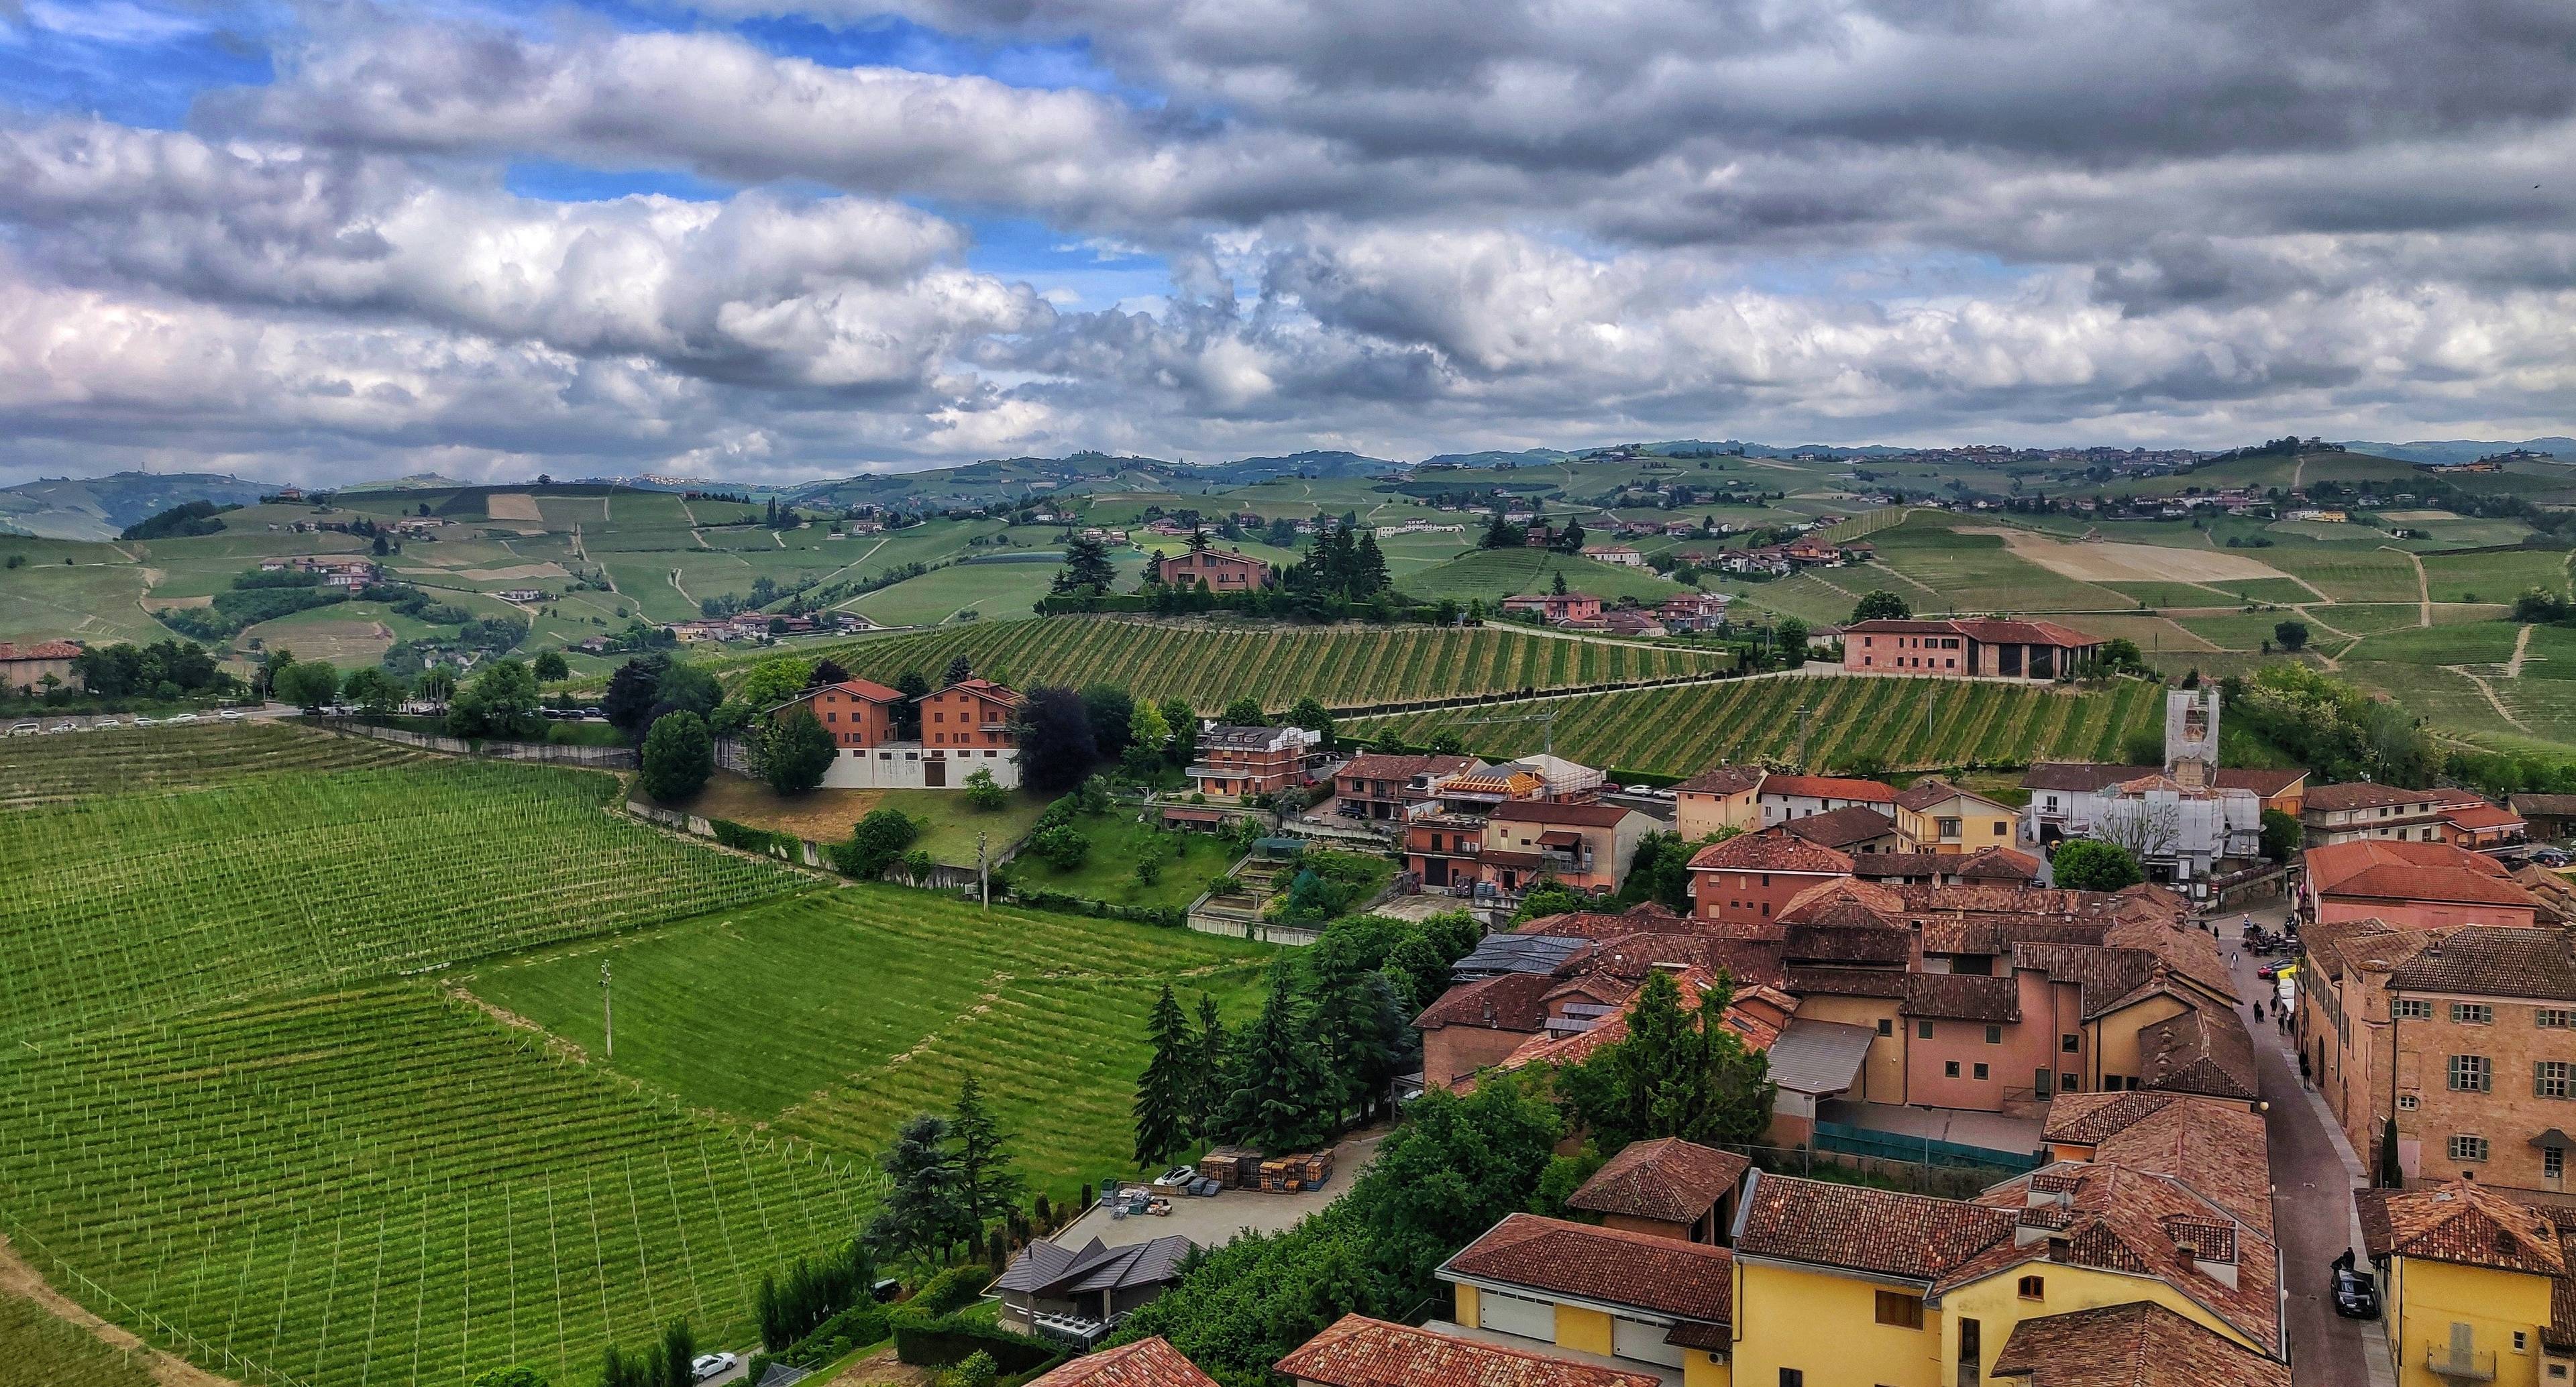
top-left (792, 616), bottom-right (1732, 710)
top-left (1400, 549), bottom-right (1685, 604)
top-left (1350, 673), bottom-right (2164, 775)
top-left (1964, 526), bottom-right (2292, 586)
top-left (0, 722), bottom-right (422, 808)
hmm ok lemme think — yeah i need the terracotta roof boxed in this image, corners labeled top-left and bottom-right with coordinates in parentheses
top-left (1513, 903), bottom-right (1692, 940)
top-left (1900, 973), bottom-right (2022, 1022)
top-left (1783, 923), bottom-right (1913, 966)
top-left (1690, 828), bottom-right (1854, 875)
top-left (2304, 781), bottom-right (2445, 812)
top-left (1734, 1173), bottom-right (2015, 1280)
top-left (1757, 774), bottom-right (1896, 803)
top-left (2359, 1181), bottom-right (2569, 1276)
top-left (2041, 1091), bottom-right (2191, 1146)
top-left (1276, 1316), bottom-right (1660, 1387)
top-left (2099, 916), bottom-right (2239, 1004)
top-left (2512, 793), bottom-right (2576, 818)
top-left (1580, 934), bottom-right (1790, 991)
top-left (938, 677), bottom-right (1025, 708)
top-left (0, 640), bottom-right (82, 660)
top-left (2303, 838), bottom-right (2534, 909)
top-left (1988, 1302), bottom-right (2290, 1387)
top-left (1490, 800), bottom-right (1640, 829)
top-left (2134, 1007), bottom-right (2261, 1103)
top-left (1030, 1339), bottom-right (1220, 1387)
top-left (2213, 767), bottom-right (2308, 797)
top-left (1949, 616), bottom-right (2102, 647)
top-left (2022, 763), bottom-right (2155, 793)
top-left (1565, 1138), bottom-right (1750, 1225)
top-left (2298, 918), bottom-right (2440, 983)
top-left (1415, 973), bottom-right (1556, 1033)
top-left (1443, 1213), bottom-right (1733, 1327)
top-left (1930, 919), bottom-right (2110, 958)
top-left (1784, 964), bottom-right (1909, 998)
top-left (2384, 926), bottom-right (2576, 1002)
top-left (2445, 802), bottom-right (2528, 830)
top-left (1853, 850), bottom-right (1967, 882)
top-left (2072, 1094), bottom-right (2273, 1237)
top-left (787, 677), bottom-right (908, 705)
top-left (1783, 805), bottom-right (1900, 848)
top-left (1339, 753), bottom-right (1477, 782)
top-left (1958, 846), bottom-right (2043, 881)
top-left (1894, 777), bottom-right (2004, 814)
top-left (1673, 766), bottom-right (1764, 796)
top-left (2010, 942), bottom-right (2157, 1016)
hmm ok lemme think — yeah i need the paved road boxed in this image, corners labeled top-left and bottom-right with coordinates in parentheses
top-left (2222, 905), bottom-right (2375, 1387)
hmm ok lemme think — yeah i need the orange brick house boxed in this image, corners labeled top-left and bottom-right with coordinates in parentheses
top-left (2302, 839), bottom-right (2541, 929)
top-left (1686, 829), bottom-right (1854, 927)
top-left (1152, 549), bottom-right (1272, 590)
top-left (775, 677), bottom-right (907, 751)
top-left (775, 675), bottom-right (1025, 790)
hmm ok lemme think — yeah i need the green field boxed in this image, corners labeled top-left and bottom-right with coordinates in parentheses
top-left (1861, 514), bottom-right (2135, 613)
top-left (1350, 673), bottom-right (2164, 775)
top-left (0, 1296), bottom-right (159, 1387)
top-left (848, 551), bottom-right (1147, 628)
top-left (0, 722), bottom-right (421, 808)
top-left (1006, 810), bottom-right (1242, 910)
top-left (776, 616), bottom-right (1731, 710)
top-left (1400, 548), bottom-right (1684, 604)
top-left (460, 890), bottom-right (1271, 1192)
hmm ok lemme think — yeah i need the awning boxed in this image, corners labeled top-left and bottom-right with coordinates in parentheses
top-left (1764, 1017), bottom-right (1877, 1097)
top-left (2530, 1129), bottom-right (2575, 1150)
top-left (1537, 831), bottom-right (1586, 848)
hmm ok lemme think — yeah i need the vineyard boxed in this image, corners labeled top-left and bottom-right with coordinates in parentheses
top-left (784, 616), bottom-right (1731, 710)
top-left (1350, 673), bottom-right (2165, 775)
top-left (0, 986), bottom-right (873, 1387)
top-left (0, 722), bottom-right (423, 808)
top-left (0, 1296), bottom-right (159, 1387)
top-left (0, 760), bottom-right (802, 1042)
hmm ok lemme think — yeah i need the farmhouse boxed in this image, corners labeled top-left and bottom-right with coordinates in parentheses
top-left (1187, 722), bottom-right (1324, 799)
top-left (770, 675), bottom-right (1026, 789)
top-left (1655, 590), bottom-right (1732, 632)
top-left (1152, 548), bottom-right (1272, 590)
top-left (0, 639), bottom-right (80, 694)
top-left (2300, 781), bottom-right (2459, 846)
top-left (1335, 753), bottom-right (1477, 822)
top-left (1840, 618), bottom-right (2106, 681)
top-left (1501, 592), bottom-right (1605, 625)
top-left (1578, 545), bottom-right (1646, 567)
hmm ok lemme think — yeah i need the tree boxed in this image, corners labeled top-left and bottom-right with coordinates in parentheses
top-left (841, 808), bottom-right (920, 878)
top-left (2273, 620), bottom-right (2310, 653)
top-left (735, 657), bottom-right (814, 711)
top-left (1850, 590), bottom-right (1911, 622)
top-left (2051, 838), bottom-right (2143, 891)
top-left (1510, 881), bottom-right (1590, 924)
top-left (1187, 526), bottom-right (1210, 553)
top-left (951, 1076), bottom-right (1025, 1230)
top-left (963, 767), bottom-right (1008, 810)
top-left (944, 654), bottom-right (975, 686)
top-left (533, 650), bottom-right (569, 682)
top-left (659, 1321), bottom-right (697, 1387)
top-left (2120, 725), bottom-right (2165, 767)
top-left (1028, 823), bottom-right (1089, 869)
top-left (1126, 699), bottom-right (1173, 776)
top-left (341, 665), bottom-right (405, 715)
top-left (640, 712), bottom-right (715, 801)
top-left (1479, 512), bottom-right (1525, 549)
top-left (1157, 698), bottom-right (1197, 763)
top-left (1550, 518), bottom-right (1586, 553)
top-left (1776, 616), bottom-right (1811, 658)
top-left (413, 665), bottom-right (455, 709)
top-left (1558, 969), bottom-right (1774, 1150)
top-left (1015, 685), bottom-right (1098, 792)
top-left (449, 659), bottom-right (544, 738)
top-left (652, 662), bottom-right (721, 721)
top-left (2093, 798), bottom-right (2182, 863)
top-left (1221, 696), bottom-right (1265, 727)
top-left (895, 669), bottom-right (932, 738)
top-left (1190, 993), bottom-right (1228, 1142)
top-left (1358, 1075), bottom-right (1564, 1287)
top-left (2260, 806), bottom-right (2302, 861)
top-left (1613, 831), bottom-right (1697, 913)
top-left (1134, 983), bottom-right (1195, 1168)
top-left (866, 1114), bottom-right (971, 1266)
top-left (1548, 569), bottom-right (1568, 596)
top-left (2379, 1117), bottom-right (2403, 1188)
top-left (276, 659), bottom-right (341, 711)
top-left (1053, 535), bottom-right (1118, 594)
top-left (1286, 696), bottom-right (1334, 751)
top-left (602, 656), bottom-right (669, 740)
top-left (1217, 964), bottom-right (1337, 1152)
top-left (1083, 683), bottom-right (1136, 759)
top-left (761, 706), bottom-right (837, 795)
top-left (1307, 922), bottom-right (1414, 1125)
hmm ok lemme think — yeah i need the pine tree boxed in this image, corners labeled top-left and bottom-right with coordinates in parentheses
top-left (865, 1114), bottom-right (971, 1265)
top-left (1190, 993), bottom-right (1228, 1141)
top-left (1217, 966), bottom-right (1335, 1152)
top-left (1134, 983), bottom-right (1193, 1167)
top-left (943, 655), bottom-right (973, 686)
top-left (1354, 531), bottom-right (1389, 595)
top-left (952, 1076), bottom-right (1025, 1229)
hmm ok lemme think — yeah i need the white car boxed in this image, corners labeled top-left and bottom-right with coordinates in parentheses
top-left (166, 713), bottom-right (201, 725)
top-left (6, 722), bottom-right (37, 736)
top-left (131, 716), bottom-right (158, 727)
top-left (91, 718), bottom-right (121, 730)
top-left (218, 709), bottom-right (244, 721)
top-left (49, 722), bottom-right (78, 734)
top-left (689, 1352), bottom-right (738, 1381)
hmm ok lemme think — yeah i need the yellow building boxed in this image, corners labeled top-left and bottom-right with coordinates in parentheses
top-left (2359, 1181), bottom-right (2576, 1387)
top-left (1440, 1214), bottom-right (1735, 1387)
top-left (1674, 767), bottom-right (1766, 843)
top-left (1894, 779), bottom-right (2019, 854)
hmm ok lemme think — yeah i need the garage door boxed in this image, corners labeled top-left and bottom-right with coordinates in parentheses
top-left (1476, 1289), bottom-right (1556, 1341)
top-left (1612, 1316), bottom-right (1687, 1368)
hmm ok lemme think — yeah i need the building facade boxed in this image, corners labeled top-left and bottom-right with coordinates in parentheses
top-left (1152, 549), bottom-right (1272, 590)
top-left (1187, 723), bottom-right (1323, 799)
top-left (1840, 618), bottom-right (2108, 681)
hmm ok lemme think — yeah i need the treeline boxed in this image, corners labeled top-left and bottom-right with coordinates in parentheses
top-left (2222, 665), bottom-right (2433, 787)
top-left (57, 639), bottom-right (231, 701)
top-left (120, 500), bottom-right (238, 541)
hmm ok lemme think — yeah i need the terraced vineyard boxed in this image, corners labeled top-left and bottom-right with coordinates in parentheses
top-left (0, 759), bottom-right (802, 1041)
top-left (1350, 674), bottom-right (2164, 775)
top-left (781, 616), bottom-right (1730, 710)
top-left (0, 722), bottom-right (422, 808)
top-left (0, 987), bottom-right (872, 1387)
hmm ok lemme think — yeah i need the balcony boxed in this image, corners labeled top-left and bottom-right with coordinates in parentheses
top-left (2425, 1347), bottom-right (2497, 1382)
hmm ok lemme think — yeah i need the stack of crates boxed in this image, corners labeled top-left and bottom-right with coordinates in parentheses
top-left (1257, 1156), bottom-right (1305, 1192)
top-left (1198, 1146), bottom-right (1260, 1188)
top-left (1302, 1151), bottom-right (1334, 1190)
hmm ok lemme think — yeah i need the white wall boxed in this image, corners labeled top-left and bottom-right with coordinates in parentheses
top-left (821, 744), bottom-right (1020, 790)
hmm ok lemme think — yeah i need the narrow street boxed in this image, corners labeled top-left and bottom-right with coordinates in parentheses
top-left (2224, 904), bottom-right (2383, 1387)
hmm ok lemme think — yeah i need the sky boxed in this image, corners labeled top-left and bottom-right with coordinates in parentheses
top-left (1, 0), bottom-right (2573, 486)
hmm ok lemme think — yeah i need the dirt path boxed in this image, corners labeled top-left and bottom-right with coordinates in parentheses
top-left (669, 568), bottom-right (694, 605)
top-left (2383, 545), bottom-right (2432, 626)
top-left (0, 1234), bottom-right (240, 1387)
top-left (2509, 621), bottom-right (2536, 677)
top-left (1863, 559), bottom-right (1943, 601)
top-left (2448, 664), bottom-right (2532, 734)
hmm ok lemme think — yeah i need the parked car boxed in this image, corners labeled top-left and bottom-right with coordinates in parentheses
top-left (91, 718), bottom-right (121, 730)
top-left (2257, 960), bottom-right (2292, 980)
top-left (7, 722), bottom-right (38, 736)
top-left (2331, 1264), bottom-right (2381, 1319)
top-left (166, 713), bottom-right (200, 725)
top-left (688, 1351), bottom-right (737, 1381)
top-left (50, 722), bottom-right (78, 734)
top-left (1623, 783), bottom-right (1652, 795)
top-left (2533, 848), bottom-right (2571, 867)
top-left (131, 716), bottom-right (158, 727)
top-left (218, 708), bottom-right (244, 721)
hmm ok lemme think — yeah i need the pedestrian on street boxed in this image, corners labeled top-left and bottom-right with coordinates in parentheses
top-left (2231, 950), bottom-right (2239, 965)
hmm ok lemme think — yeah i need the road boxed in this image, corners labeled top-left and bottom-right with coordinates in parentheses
top-left (2224, 904), bottom-right (2381, 1387)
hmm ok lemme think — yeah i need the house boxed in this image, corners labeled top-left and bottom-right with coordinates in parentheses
top-left (1438, 1215), bottom-right (1735, 1378)
top-left (1598, 611), bottom-right (1669, 638)
top-left (2302, 839), bottom-right (2540, 929)
top-left (1276, 1316), bottom-right (1662, 1387)
top-left (1840, 618), bottom-right (2108, 681)
top-left (1672, 766), bottom-right (1764, 840)
top-left (1152, 549), bottom-right (1272, 591)
top-left (0, 639), bottom-right (81, 694)
top-left (2357, 1181), bottom-right (2576, 1386)
top-left (1502, 593), bottom-right (1606, 625)
top-left (1656, 592), bottom-right (1733, 632)
top-left (1757, 773), bottom-right (1898, 825)
top-left (1472, 800), bottom-right (1657, 895)
top-left (1023, 1338), bottom-right (1218, 1387)
top-left (994, 1234), bottom-right (1195, 1345)
top-left (1336, 753), bottom-right (1477, 822)
top-left (2302, 782), bottom-right (2459, 846)
top-left (496, 588), bottom-right (546, 603)
top-left (1187, 723), bottom-right (1324, 799)
top-left (1782, 806), bottom-right (1904, 855)
top-left (1988, 1302), bottom-right (2288, 1387)
top-left (2442, 800), bottom-right (2531, 853)
top-left (773, 677), bottom-right (908, 751)
top-left (1580, 545), bottom-right (1647, 567)
top-left (1892, 779), bottom-right (2018, 854)
top-left (1687, 830), bottom-right (1854, 927)
top-left (2297, 918), bottom-right (2576, 1192)
top-left (1563, 1138), bottom-right (1750, 1245)
top-left (2511, 793), bottom-right (2576, 841)
top-left (775, 676), bottom-right (1026, 790)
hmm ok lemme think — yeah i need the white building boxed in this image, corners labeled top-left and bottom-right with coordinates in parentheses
top-left (2019, 689), bottom-right (2262, 886)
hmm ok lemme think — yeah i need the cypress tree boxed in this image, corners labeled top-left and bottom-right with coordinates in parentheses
top-left (1218, 964), bottom-right (1335, 1152)
top-left (953, 1076), bottom-right (1025, 1229)
top-left (1191, 993), bottom-right (1228, 1142)
top-left (1134, 983), bottom-right (1194, 1168)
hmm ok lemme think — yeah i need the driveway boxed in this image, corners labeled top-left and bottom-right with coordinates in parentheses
top-left (2224, 904), bottom-right (2386, 1387)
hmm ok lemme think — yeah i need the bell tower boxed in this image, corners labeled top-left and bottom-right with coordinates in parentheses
top-left (2165, 687), bottom-right (2218, 787)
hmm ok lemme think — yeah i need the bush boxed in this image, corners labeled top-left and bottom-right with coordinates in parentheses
top-left (1028, 824), bottom-right (1089, 871)
top-left (941, 1349), bottom-right (1000, 1387)
top-left (639, 711), bottom-right (715, 801)
top-left (913, 1265), bottom-right (995, 1314)
top-left (2052, 839), bottom-right (2143, 891)
top-left (964, 767), bottom-right (1009, 810)
top-left (838, 808), bottom-right (922, 879)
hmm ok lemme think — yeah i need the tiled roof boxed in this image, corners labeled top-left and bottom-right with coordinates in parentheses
top-left (1776, 876), bottom-right (1906, 926)
top-left (2061, 1094), bottom-right (2273, 1237)
top-left (1852, 850), bottom-right (1966, 881)
top-left (2512, 793), bottom-right (2576, 818)
top-left (2304, 781), bottom-right (2447, 812)
top-left (1490, 800), bottom-right (1640, 828)
top-left (1782, 805), bottom-right (1900, 848)
top-left (1782, 923), bottom-right (1913, 966)
top-left (1900, 973), bottom-right (2022, 1022)
top-left (1276, 1317), bottom-right (1660, 1387)
top-left (1416, 973), bottom-right (1558, 1032)
top-left (1028, 1339), bottom-right (1220, 1387)
top-left (1949, 617), bottom-right (2102, 647)
top-left (2358, 1181), bottom-right (2569, 1276)
top-left (1566, 1139), bottom-right (1750, 1225)
top-left (1513, 903), bottom-right (1691, 940)
top-left (1988, 1302), bottom-right (2290, 1387)
top-left (1784, 964), bottom-right (1909, 998)
top-left (2099, 916), bottom-right (2238, 1004)
top-left (2384, 926), bottom-right (2576, 1001)
top-left (1689, 829), bottom-right (1854, 875)
top-left (2298, 918), bottom-right (2439, 981)
top-left (1959, 846), bottom-right (2043, 881)
top-left (940, 677), bottom-right (1025, 708)
top-left (2443, 801), bottom-right (2526, 830)
top-left (1757, 774), bottom-right (1896, 803)
top-left (2134, 1007), bottom-right (2261, 1103)
top-left (2041, 1091), bottom-right (2188, 1146)
top-left (1492, 968), bottom-right (1786, 1074)
top-left (1673, 766), bottom-right (1764, 796)
top-left (1579, 934), bottom-right (1790, 990)
top-left (1443, 1213), bottom-right (1733, 1327)
top-left (1929, 919), bottom-right (2110, 958)
top-left (2212, 767), bottom-right (2308, 797)
top-left (2022, 763), bottom-right (2154, 793)
top-left (781, 677), bottom-right (908, 706)
top-left (1734, 1172), bottom-right (2015, 1280)
top-left (0, 640), bottom-right (82, 660)
top-left (2304, 837), bottom-right (2524, 901)
top-left (1339, 753), bottom-right (1477, 781)
top-left (1895, 777), bottom-right (1997, 813)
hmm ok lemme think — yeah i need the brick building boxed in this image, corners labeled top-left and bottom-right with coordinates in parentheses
top-left (1756, 773), bottom-right (1897, 824)
top-left (1151, 548), bottom-right (1271, 590)
top-left (2302, 839), bottom-right (2541, 929)
top-left (775, 675), bottom-right (1024, 789)
top-left (2302, 782), bottom-right (2460, 846)
top-left (1186, 723), bottom-right (1323, 799)
top-left (1334, 753), bottom-right (1475, 821)
top-left (1686, 830), bottom-right (1854, 926)
top-left (1500, 592), bottom-right (1605, 625)
top-left (1840, 617), bottom-right (2108, 681)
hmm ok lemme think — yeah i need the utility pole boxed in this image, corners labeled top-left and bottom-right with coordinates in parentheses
top-left (977, 832), bottom-right (989, 911)
top-left (600, 961), bottom-right (614, 1060)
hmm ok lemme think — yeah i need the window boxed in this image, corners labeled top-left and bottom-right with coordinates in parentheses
top-left (1945, 1061), bottom-right (1961, 1078)
top-left (2061, 1034), bottom-right (2080, 1053)
top-left (2451, 1055), bottom-right (2493, 1092)
top-left (1974, 1062), bottom-right (1990, 1080)
top-left (2549, 1147), bottom-right (2565, 1180)
top-left (2543, 1062), bottom-right (2573, 1099)
top-left (2395, 999), bottom-right (2433, 1021)
top-left (1985, 1025), bottom-right (2003, 1044)
top-left (2541, 1008), bottom-right (2573, 1030)
top-left (1779, 1373), bottom-right (1803, 1387)
top-left (2017, 1275), bottom-right (2045, 1301)
top-left (2399, 1094), bottom-right (2420, 1111)
top-left (2455, 1003), bottom-right (2496, 1025)
top-left (2062, 1071), bottom-right (2080, 1093)
top-left (1938, 817), bottom-right (1962, 838)
top-left (1874, 1291), bottom-right (1923, 1329)
top-left (1919, 1021), bottom-right (1935, 1040)
top-left (2452, 1135), bottom-right (2490, 1162)
top-left (1993, 821), bottom-right (2008, 835)
top-left (2516, 1331), bottom-right (2530, 1353)
top-left (1877, 1018), bottom-right (1892, 1037)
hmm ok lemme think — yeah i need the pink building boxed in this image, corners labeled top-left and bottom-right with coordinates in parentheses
top-left (1900, 969), bottom-right (2075, 1113)
top-left (2301, 838), bottom-right (2541, 929)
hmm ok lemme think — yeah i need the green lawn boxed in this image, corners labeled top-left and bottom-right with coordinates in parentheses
top-left (1008, 810), bottom-right (1242, 910)
top-left (849, 550), bottom-right (1146, 627)
top-left (1862, 512), bottom-right (2135, 613)
top-left (883, 786), bottom-right (1055, 867)
top-left (1401, 548), bottom-right (1686, 604)
top-left (2420, 548), bottom-right (2571, 604)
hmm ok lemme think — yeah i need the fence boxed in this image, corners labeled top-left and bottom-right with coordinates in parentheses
top-left (319, 718), bottom-right (638, 767)
top-left (1811, 1119), bottom-right (2041, 1174)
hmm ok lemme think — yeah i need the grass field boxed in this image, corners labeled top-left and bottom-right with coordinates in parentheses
top-left (1349, 673), bottom-right (2164, 775)
top-left (847, 551), bottom-right (1148, 628)
top-left (1400, 549), bottom-right (1684, 604)
top-left (777, 616), bottom-right (1731, 711)
top-left (459, 890), bottom-right (1272, 1193)
top-left (2420, 548), bottom-right (2570, 604)
top-left (1862, 514), bottom-right (2135, 613)
top-left (665, 772), bottom-right (1054, 868)
top-left (1006, 810), bottom-right (1241, 910)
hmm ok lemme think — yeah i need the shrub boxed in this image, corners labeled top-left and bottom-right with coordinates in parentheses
top-left (838, 808), bottom-right (922, 879)
top-left (941, 1349), bottom-right (1000, 1387)
top-left (639, 711), bottom-right (715, 801)
top-left (1028, 824), bottom-right (1089, 871)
